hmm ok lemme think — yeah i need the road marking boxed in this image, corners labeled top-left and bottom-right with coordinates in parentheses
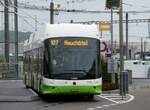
top-left (109, 103), bottom-right (117, 106)
top-left (98, 94), bottom-right (135, 104)
top-left (96, 106), bottom-right (103, 109)
top-left (102, 95), bottom-right (123, 98)
top-left (101, 93), bottom-right (120, 96)
top-left (98, 95), bottom-right (119, 103)
top-left (87, 108), bottom-right (95, 110)
top-left (87, 94), bottom-right (134, 110)
top-left (111, 97), bottom-right (124, 100)
top-left (102, 105), bottom-right (110, 107)
top-left (122, 94), bottom-right (135, 104)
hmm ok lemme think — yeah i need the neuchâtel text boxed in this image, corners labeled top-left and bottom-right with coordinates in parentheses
top-left (64, 40), bottom-right (88, 46)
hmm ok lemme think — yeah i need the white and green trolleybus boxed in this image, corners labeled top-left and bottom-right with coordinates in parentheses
top-left (23, 23), bottom-right (102, 100)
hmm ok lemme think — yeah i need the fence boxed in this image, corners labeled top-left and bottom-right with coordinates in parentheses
top-left (0, 63), bottom-right (23, 80)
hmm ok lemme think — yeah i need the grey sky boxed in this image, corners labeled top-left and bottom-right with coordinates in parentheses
top-left (1, 0), bottom-right (150, 42)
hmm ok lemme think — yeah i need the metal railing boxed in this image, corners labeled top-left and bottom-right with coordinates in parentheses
top-left (0, 63), bottom-right (23, 80)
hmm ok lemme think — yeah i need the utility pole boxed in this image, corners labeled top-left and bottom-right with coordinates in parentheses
top-left (110, 8), bottom-right (115, 84)
top-left (141, 37), bottom-right (143, 60)
top-left (14, 0), bottom-right (18, 79)
top-left (144, 40), bottom-right (146, 53)
top-left (4, 0), bottom-right (9, 63)
top-left (119, 0), bottom-right (124, 95)
top-left (148, 19), bottom-right (150, 38)
top-left (119, 0), bottom-right (124, 72)
top-left (50, 1), bottom-right (54, 24)
top-left (126, 13), bottom-right (129, 60)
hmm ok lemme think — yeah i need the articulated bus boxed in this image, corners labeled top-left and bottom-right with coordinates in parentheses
top-left (23, 23), bottom-right (102, 100)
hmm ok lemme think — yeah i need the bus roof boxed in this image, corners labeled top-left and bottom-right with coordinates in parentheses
top-left (36, 23), bottom-right (99, 41)
top-left (24, 23), bottom-right (100, 51)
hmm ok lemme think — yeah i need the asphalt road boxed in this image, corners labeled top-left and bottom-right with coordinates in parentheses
top-left (1, 79), bottom-right (150, 110)
top-left (0, 87), bottom-right (150, 110)
top-left (0, 95), bottom-right (113, 110)
top-left (100, 88), bottom-right (150, 110)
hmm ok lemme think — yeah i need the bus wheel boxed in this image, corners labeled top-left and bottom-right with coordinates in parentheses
top-left (24, 75), bottom-right (29, 88)
top-left (25, 85), bottom-right (29, 89)
top-left (87, 95), bottom-right (94, 101)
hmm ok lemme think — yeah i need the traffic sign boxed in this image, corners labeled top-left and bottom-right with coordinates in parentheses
top-left (105, 53), bottom-right (111, 58)
top-left (99, 22), bottom-right (110, 31)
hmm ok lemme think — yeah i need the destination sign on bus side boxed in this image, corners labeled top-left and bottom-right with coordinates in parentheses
top-left (64, 40), bottom-right (88, 46)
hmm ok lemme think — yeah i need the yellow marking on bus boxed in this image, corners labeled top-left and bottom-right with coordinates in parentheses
top-left (50, 39), bottom-right (59, 46)
top-left (64, 40), bottom-right (88, 46)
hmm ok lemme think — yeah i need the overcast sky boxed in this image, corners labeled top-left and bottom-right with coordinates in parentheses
top-left (1, 0), bottom-right (150, 42)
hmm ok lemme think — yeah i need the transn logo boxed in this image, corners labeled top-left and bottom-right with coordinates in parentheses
top-left (50, 39), bottom-right (59, 46)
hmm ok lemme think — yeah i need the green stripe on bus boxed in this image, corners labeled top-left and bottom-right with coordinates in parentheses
top-left (41, 85), bottom-right (102, 95)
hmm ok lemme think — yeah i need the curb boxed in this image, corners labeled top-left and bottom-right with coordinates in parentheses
top-left (0, 95), bottom-right (40, 102)
top-left (102, 89), bottom-right (120, 94)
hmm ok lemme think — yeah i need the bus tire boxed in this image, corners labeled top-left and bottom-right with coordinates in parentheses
top-left (87, 95), bottom-right (94, 101)
top-left (32, 76), bottom-right (34, 89)
top-left (25, 85), bottom-right (29, 89)
top-left (24, 75), bottom-right (29, 88)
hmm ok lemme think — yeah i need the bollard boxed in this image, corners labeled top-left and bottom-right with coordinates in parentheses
top-left (125, 71), bottom-right (129, 93)
top-left (126, 69), bottom-right (132, 84)
top-left (120, 71), bottom-right (129, 96)
top-left (120, 73), bottom-right (124, 96)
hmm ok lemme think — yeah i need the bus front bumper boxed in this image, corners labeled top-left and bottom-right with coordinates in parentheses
top-left (41, 85), bottom-right (102, 95)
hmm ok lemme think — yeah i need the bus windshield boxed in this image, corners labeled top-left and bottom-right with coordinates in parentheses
top-left (44, 37), bottom-right (101, 80)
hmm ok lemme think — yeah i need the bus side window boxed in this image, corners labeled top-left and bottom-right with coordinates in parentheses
top-left (43, 50), bottom-right (49, 77)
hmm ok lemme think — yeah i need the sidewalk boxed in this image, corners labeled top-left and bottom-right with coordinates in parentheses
top-left (0, 80), bottom-right (39, 102)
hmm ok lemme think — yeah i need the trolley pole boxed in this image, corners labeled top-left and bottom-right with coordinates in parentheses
top-left (14, 0), bottom-right (18, 79)
top-left (35, 15), bottom-right (37, 31)
top-left (50, 1), bottom-right (54, 24)
top-left (119, 0), bottom-right (124, 95)
top-left (4, 0), bottom-right (9, 63)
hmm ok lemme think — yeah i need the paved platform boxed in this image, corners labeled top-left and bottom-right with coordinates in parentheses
top-left (0, 80), bottom-right (39, 102)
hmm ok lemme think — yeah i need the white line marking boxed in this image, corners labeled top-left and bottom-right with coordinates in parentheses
top-left (87, 108), bottom-right (95, 110)
top-left (96, 106), bottom-right (103, 109)
top-left (101, 94), bottom-right (120, 96)
top-left (98, 94), bottom-right (135, 104)
top-left (103, 96), bottom-right (123, 98)
top-left (109, 103), bottom-right (117, 106)
top-left (102, 105), bottom-right (110, 107)
top-left (111, 97), bottom-right (124, 100)
top-left (97, 95), bottom-right (119, 104)
top-left (89, 94), bottom-right (135, 110)
top-left (123, 94), bottom-right (135, 103)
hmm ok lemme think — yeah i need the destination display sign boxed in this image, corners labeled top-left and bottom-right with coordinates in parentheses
top-left (47, 37), bottom-right (99, 50)
top-left (64, 40), bottom-right (88, 46)
top-left (50, 39), bottom-right (89, 46)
